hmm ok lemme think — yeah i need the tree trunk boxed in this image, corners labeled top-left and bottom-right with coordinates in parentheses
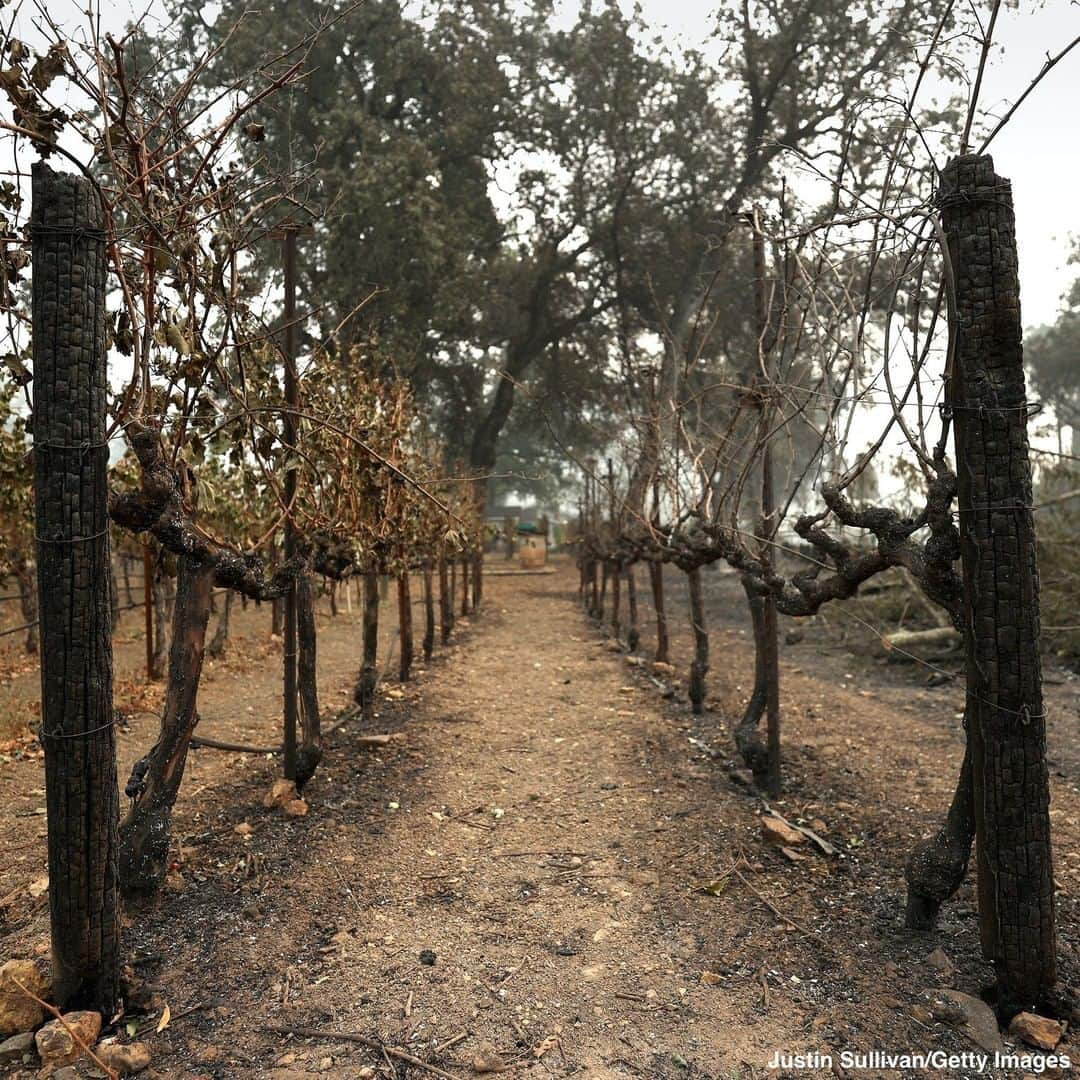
top-left (271, 597), bottom-right (282, 637)
top-left (905, 733), bottom-right (975, 930)
top-left (295, 573), bottom-right (322, 791)
top-left (449, 558), bottom-right (457, 624)
top-left (460, 557), bottom-right (470, 617)
top-left (422, 564), bottom-right (436, 661)
top-left (329, 580), bottom-right (338, 617)
top-left (687, 567), bottom-right (708, 715)
top-left (626, 566), bottom-right (640, 652)
top-left (649, 561), bottom-right (670, 664)
top-left (398, 571), bottom-right (414, 682)
top-left (32, 163), bottom-right (119, 1012)
top-left (439, 551), bottom-right (453, 645)
top-left (354, 570), bottom-right (380, 719)
top-left (119, 556), bottom-right (213, 891)
top-left (597, 560), bottom-right (608, 622)
top-left (207, 588), bottom-right (232, 659)
top-left (943, 154), bottom-right (1055, 1013)
top-left (13, 556), bottom-right (37, 654)
top-left (735, 576), bottom-right (769, 782)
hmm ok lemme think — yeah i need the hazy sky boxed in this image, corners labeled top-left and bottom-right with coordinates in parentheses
top-left (21, 0), bottom-right (1080, 329)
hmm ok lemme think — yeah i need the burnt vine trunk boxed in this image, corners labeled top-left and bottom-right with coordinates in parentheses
top-left (14, 555), bottom-right (37, 654)
top-left (439, 552), bottom-right (453, 645)
top-left (354, 570), bottom-right (380, 719)
top-left (207, 588), bottom-right (232, 658)
top-left (626, 566), bottom-right (639, 652)
top-left (943, 154), bottom-right (1055, 1013)
top-left (687, 567), bottom-right (708, 715)
top-left (422, 564), bottom-right (436, 662)
top-left (120, 556), bottom-right (213, 891)
top-left (735, 575), bottom-right (770, 781)
top-left (905, 734), bottom-right (975, 930)
top-left (32, 163), bottom-right (119, 1011)
top-left (648, 561), bottom-right (669, 664)
top-left (398, 570), bottom-right (414, 682)
top-left (295, 573), bottom-right (322, 790)
top-left (611, 564), bottom-right (621, 642)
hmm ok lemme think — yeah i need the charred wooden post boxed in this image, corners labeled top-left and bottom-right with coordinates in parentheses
top-left (649, 561), bottom-right (669, 663)
top-left (32, 163), bottom-right (119, 1011)
top-left (460, 556), bottom-right (470, 617)
top-left (626, 565), bottom-right (640, 652)
top-left (354, 570), bottom-right (380, 718)
top-left (472, 550), bottom-right (483, 612)
top-left (120, 556), bottom-right (214, 891)
top-left (422, 564), bottom-right (436, 662)
top-left (295, 572), bottom-right (322, 790)
top-left (687, 567), bottom-right (708, 714)
top-left (398, 570), bottom-right (414, 681)
top-left (942, 154), bottom-right (1054, 1013)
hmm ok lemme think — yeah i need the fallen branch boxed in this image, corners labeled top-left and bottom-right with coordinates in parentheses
top-left (265, 1024), bottom-right (460, 1080)
top-left (10, 976), bottom-right (119, 1080)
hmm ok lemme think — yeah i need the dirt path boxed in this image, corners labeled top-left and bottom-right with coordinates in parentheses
top-left (2, 562), bottom-right (1079, 1078)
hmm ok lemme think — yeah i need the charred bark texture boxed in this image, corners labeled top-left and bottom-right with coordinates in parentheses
top-left (398, 571), bottom-right (414, 682)
top-left (460, 557), bottom-right (470, 617)
top-left (354, 570), bottom-right (380, 718)
top-left (905, 734), bottom-right (975, 930)
top-left (32, 163), bottom-right (119, 1012)
top-left (942, 154), bottom-right (1054, 1011)
top-left (120, 556), bottom-right (213, 891)
top-left (735, 575), bottom-right (770, 781)
top-left (295, 573), bottom-right (322, 790)
top-left (687, 567), bottom-right (708, 715)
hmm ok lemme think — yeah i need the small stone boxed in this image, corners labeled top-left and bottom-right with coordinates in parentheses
top-left (234, 822), bottom-right (253, 836)
top-left (652, 662), bottom-right (676, 677)
top-left (284, 799), bottom-right (309, 818)
top-left (0, 959), bottom-right (50, 1036)
top-left (35, 1010), bottom-right (102, 1069)
top-left (785, 629), bottom-right (805, 645)
top-left (0, 1030), bottom-right (35, 1065)
top-left (760, 813), bottom-right (804, 847)
top-left (1009, 1012), bottom-right (1065, 1051)
top-left (926, 947), bottom-right (954, 977)
top-left (263, 778), bottom-right (297, 809)
top-left (97, 1041), bottom-right (152, 1075)
top-left (419, 949), bottom-right (436, 966)
top-left (729, 768), bottom-right (756, 789)
top-left (471, 1043), bottom-right (507, 1073)
top-left (932, 990), bottom-right (1004, 1054)
top-left (50, 1068), bottom-right (78, 1080)
top-left (909, 1004), bottom-right (933, 1025)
